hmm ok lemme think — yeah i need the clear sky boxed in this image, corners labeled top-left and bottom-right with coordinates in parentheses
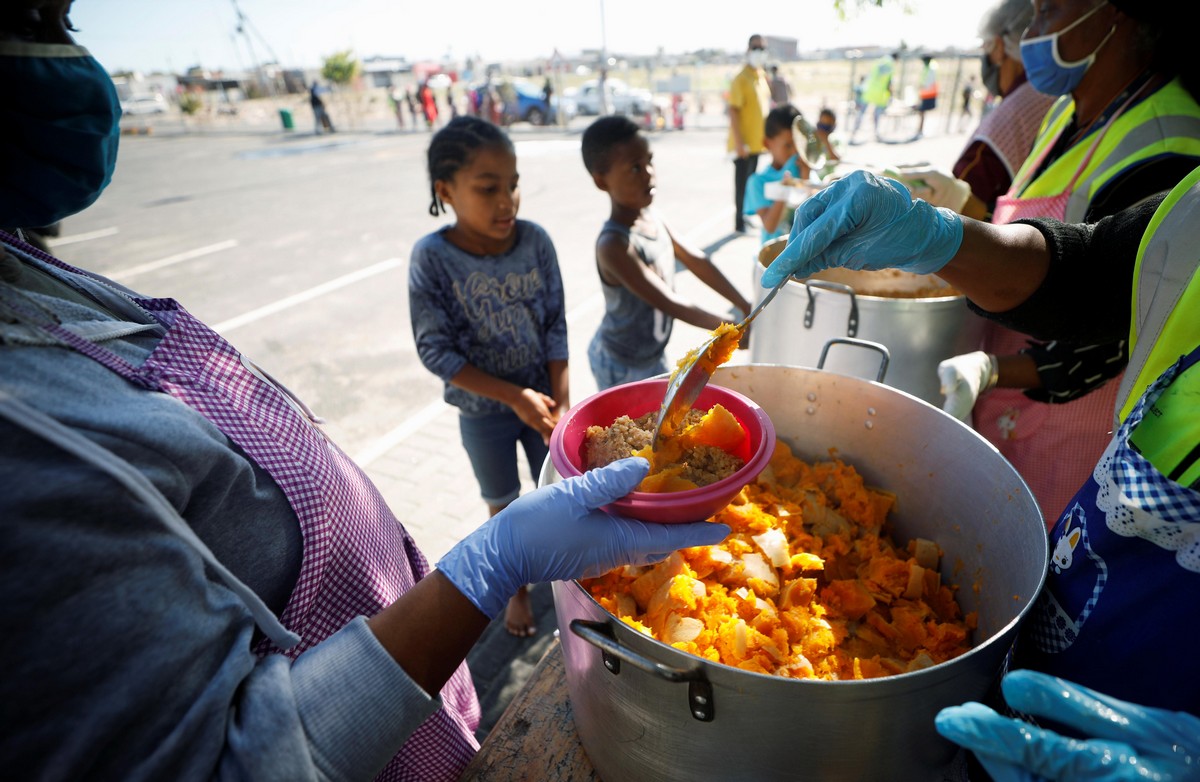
top-left (72, 0), bottom-right (994, 74)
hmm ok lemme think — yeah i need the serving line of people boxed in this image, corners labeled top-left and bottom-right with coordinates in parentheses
top-left (3, 4), bottom-right (1199, 782)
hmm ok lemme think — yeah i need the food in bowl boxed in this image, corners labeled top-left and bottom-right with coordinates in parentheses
top-left (586, 405), bottom-right (746, 492)
top-left (582, 438), bottom-right (976, 680)
top-left (549, 379), bottom-right (776, 523)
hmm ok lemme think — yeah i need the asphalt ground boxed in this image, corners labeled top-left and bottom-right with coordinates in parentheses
top-left (48, 103), bottom-right (970, 739)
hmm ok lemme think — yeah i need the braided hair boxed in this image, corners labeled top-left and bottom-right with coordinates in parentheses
top-left (426, 116), bottom-right (513, 217)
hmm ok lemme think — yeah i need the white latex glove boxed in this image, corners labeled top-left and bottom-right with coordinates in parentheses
top-left (938, 351), bottom-right (996, 421)
top-left (894, 167), bottom-right (972, 213)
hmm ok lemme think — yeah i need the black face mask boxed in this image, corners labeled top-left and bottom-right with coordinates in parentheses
top-left (981, 52), bottom-right (1002, 98)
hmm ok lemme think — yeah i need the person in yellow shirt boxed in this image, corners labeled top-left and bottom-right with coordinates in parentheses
top-left (728, 33), bottom-right (772, 233)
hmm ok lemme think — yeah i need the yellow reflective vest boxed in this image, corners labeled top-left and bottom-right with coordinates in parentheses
top-left (1117, 166), bottom-right (1200, 485)
top-left (1010, 78), bottom-right (1200, 222)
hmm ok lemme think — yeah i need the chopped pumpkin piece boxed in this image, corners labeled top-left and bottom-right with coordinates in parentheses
top-left (582, 440), bottom-right (974, 680)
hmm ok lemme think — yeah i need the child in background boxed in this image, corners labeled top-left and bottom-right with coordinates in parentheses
top-left (815, 107), bottom-right (842, 173)
top-left (408, 116), bottom-right (569, 637)
top-left (581, 116), bottom-right (752, 390)
top-left (742, 104), bottom-right (807, 244)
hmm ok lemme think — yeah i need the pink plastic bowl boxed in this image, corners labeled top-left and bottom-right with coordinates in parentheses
top-left (549, 379), bottom-right (776, 524)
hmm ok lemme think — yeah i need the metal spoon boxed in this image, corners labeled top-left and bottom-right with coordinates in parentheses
top-left (651, 278), bottom-right (789, 448)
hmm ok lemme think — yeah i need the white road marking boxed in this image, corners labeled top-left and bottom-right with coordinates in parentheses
top-left (46, 226), bottom-right (119, 246)
top-left (354, 208), bottom-right (734, 468)
top-left (111, 239), bottom-right (239, 282)
top-left (354, 399), bottom-right (450, 466)
top-left (213, 257), bottom-right (403, 334)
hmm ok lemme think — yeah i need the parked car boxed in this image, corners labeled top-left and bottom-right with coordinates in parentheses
top-left (121, 94), bottom-right (168, 115)
top-left (570, 78), bottom-right (653, 116)
top-left (473, 79), bottom-right (572, 125)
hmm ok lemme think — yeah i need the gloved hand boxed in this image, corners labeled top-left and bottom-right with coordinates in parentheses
top-left (894, 166), bottom-right (972, 213)
top-left (437, 458), bottom-right (731, 618)
top-left (936, 670), bottom-right (1200, 782)
top-left (937, 351), bottom-right (996, 421)
top-left (760, 170), bottom-right (963, 288)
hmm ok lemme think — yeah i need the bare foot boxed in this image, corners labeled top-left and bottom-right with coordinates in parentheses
top-left (504, 586), bottom-right (536, 637)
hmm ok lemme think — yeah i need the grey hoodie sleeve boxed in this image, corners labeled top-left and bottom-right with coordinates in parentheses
top-left (0, 411), bottom-right (440, 782)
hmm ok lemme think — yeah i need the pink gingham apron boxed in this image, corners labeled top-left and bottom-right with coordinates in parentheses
top-left (976, 99), bottom-right (1130, 525)
top-left (18, 243), bottom-right (480, 781)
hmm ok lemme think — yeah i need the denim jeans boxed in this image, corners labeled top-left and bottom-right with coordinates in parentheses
top-left (588, 332), bottom-right (670, 391)
top-left (458, 410), bottom-right (548, 508)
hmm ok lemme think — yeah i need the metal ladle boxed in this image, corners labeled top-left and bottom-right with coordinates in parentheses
top-left (651, 278), bottom-right (789, 448)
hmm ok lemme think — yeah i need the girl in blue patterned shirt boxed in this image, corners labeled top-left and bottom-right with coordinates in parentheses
top-left (408, 116), bottom-right (569, 636)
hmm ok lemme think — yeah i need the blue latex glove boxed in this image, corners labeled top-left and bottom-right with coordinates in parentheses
top-left (936, 670), bottom-right (1200, 782)
top-left (436, 458), bottom-right (731, 618)
top-left (760, 169), bottom-right (964, 287)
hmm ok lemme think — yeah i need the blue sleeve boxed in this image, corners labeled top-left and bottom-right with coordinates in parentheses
top-left (408, 237), bottom-right (468, 384)
top-left (0, 416), bottom-right (440, 781)
top-left (533, 224), bottom-right (569, 363)
top-left (743, 171), bottom-right (770, 216)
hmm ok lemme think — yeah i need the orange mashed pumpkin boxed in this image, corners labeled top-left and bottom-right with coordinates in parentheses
top-left (634, 404), bottom-right (746, 492)
top-left (582, 439), bottom-right (977, 680)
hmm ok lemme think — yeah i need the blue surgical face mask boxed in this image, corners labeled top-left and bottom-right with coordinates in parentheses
top-left (1020, 2), bottom-right (1115, 96)
top-left (0, 41), bottom-right (122, 228)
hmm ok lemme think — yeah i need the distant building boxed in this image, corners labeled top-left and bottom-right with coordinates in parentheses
top-left (362, 55), bottom-right (411, 88)
top-left (764, 36), bottom-right (798, 62)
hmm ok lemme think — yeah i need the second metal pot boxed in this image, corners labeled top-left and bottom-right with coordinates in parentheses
top-left (749, 238), bottom-right (983, 406)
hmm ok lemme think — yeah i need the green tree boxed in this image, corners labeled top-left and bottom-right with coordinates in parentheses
top-left (321, 50), bottom-right (360, 88)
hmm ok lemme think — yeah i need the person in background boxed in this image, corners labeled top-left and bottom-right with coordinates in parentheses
top-left (958, 75), bottom-right (976, 131)
top-left (0, 4), bottom-right (730, 779)
top-left (309, 80), bottom-right (335, 134)
top-left (582, 116), bottom-right (751, 390)
top-left (405, 86), bottom-right (420, 127)
top-left (898, 0), bottom-right (1200, 523)
top-left (742, 104), bottom-right (806, 244)
top-left (905, 0), bottom-right (1057, 220)
top-left (814, 107), bottom-right (842, 172)
top-left (852, 50), bottom-right (896, 142)
top-left (388, 84), bottom-right (406, 130)
top-left (915, 54), bottom-right (939, 138)
top-left (767, 64), bottom-right (792, 107)
top-left (852, 74), bottom-right (867, 126)
top-left (542, 75), bottom-right (554, 119)
top-left (418, 79), bottom-right (438, 130)
top-left (409, 116), bottom-right (567, 638)
top-left (728, 33), bottom-right (772, 234)
top-left (761, 167), bottom-right (1200, 780)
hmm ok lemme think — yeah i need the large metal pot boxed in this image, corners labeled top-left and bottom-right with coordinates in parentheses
top-left (542, 363), bottom-right (1048, 782)
top-left (749, 238), bottom-right (984, 406)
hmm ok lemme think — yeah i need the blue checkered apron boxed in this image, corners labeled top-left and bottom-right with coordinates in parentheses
top-left (1016, 346), bottom-right (1200, 713)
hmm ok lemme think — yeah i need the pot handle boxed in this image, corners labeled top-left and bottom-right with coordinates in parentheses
top-left (817, 337), bottom-right (890, 382)
top-left (569, 619), bottom-right (716, 722)
top-left (803, 279), bottom-right (859, 337)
